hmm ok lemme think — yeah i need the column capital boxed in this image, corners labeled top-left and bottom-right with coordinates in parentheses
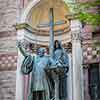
top-left (71, 31), bottom-right (81, 41)
top-left (71, 19), bottom-right (82, 41)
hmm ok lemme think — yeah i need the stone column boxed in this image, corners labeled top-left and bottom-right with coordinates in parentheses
top-left (67, 53), bottom-right (73, 100)
top-left (71, 19), bottom-right (84, 100)
top-left (15, 29), bottom-right (25, 100)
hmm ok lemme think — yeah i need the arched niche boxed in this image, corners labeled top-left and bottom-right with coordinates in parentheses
top-left (18, 0), bottom-right (72, 46)
top-left (16, 1), bottom-right (72, 100)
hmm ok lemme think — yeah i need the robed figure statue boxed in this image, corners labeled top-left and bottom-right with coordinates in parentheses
top-left (17, 41), bottom-right (52, 100)
top-left (44, 40), bottom-right (69, 100)
top-left (53, 40), bottom-right (69, 100)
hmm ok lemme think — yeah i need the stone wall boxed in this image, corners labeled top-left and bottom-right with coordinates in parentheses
top-left (0, 0), bottom-right (18, 100)
top-left (0, 0), bottom-right (33, 99)
top-left (0, 53), bottom-right (17, 71)
top-left (0, 0), bottom-right (17, 32)
top-left (0, 71), bottom-right (16, 100)
top-left (0, 0), bottom-right (17, 55)
top-left (0, 52), bottom-right (17, 100)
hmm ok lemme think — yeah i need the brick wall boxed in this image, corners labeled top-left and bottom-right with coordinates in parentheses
top-left (0, 0), bottom-right (34, 99)
top-left (0, 35), bottom-right (17, 53)
top-left (0, 53), bottom-right (17, 100)
top-left (0, 71), bottom-right (16, 100)
top-left (0, 0), bottom-right (18, 99)
top-left (0, 53), bottom-right (17, 71)
top-left (0, 0), bottom-right (17, 32)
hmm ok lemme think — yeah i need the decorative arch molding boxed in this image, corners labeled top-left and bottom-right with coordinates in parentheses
top-left (17, 0), bottom-right (72, 45)
top-left (20, 0), bottom-right (40, 23)
top-left (20, 0), bottom-right (72, 23)
top-left (20, 0), bottom-right (75, 23)
top-left (20, 0), bottom-right (76, 23)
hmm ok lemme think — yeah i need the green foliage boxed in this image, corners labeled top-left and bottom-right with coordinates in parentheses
top-left (77, 0), bottom-right (100, 9)
top-left (76, 0), bottom-right (100, 26)
top-left (64, 0), bottom-right (100, 26)
top-left (78, 12), bottom-right (100, 25)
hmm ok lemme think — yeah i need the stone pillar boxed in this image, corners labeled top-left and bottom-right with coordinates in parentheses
top-left (15, 29), bottom-right (25, 100)
top-left (67, 53), bottom-right (73, 100)
top-left (71, 19), bottom-right (84, 100)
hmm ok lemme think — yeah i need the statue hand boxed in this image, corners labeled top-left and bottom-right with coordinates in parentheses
top-left (17, 40), bottom-right (27, 57)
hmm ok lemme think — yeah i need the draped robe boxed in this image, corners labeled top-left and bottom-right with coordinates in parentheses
top-left (53, 41), bottom-right (69, 100)
top-left (18, 44), bottom-right (51, 100)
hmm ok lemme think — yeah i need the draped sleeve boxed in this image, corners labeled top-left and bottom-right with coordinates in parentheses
top-left (17, 41), bottom-right (34, 74)
top-left (21, 55), bottom-right (34, 74)
top-left (63, 49), bottom-right (69, 65)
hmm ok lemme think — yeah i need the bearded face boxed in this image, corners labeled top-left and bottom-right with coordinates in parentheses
top-left (37, 48), bottom-right (45, 57)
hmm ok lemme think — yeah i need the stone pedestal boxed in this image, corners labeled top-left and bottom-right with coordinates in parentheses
top-left (71, 19), bottom-right (84, 100)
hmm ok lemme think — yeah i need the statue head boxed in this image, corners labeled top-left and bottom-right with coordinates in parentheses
top-left (37, 47), bottom-right (45, 57)
top-left (54, 40), bottom-right (62, 51)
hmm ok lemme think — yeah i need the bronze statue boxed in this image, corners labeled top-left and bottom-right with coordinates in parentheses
top-left (18, 41), bottom-right (52, 100)
top-left (53, 40), bottom-right (69, 100)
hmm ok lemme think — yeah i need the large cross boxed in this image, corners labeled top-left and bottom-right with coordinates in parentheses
top-left (39, 8), bottom-right (65, 100)
top-left (49, 8), bottom-right (54, 58)
top-left (37, 8), bottom-right (66, 57)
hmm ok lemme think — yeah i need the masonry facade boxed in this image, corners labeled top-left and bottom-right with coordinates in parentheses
top-left (0, 0), bottom-right (17, 99)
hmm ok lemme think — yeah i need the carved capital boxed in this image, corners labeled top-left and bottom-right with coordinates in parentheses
top-left (71, 32), bottom-right (81, 41)
top-left (70, 19), bottom-right (82, 41)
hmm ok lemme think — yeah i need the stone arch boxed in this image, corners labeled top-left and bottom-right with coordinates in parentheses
top-left (18, 0), bottom-right (71, 46)
top-left (20, 0), bottom-right (40, 23)
top-left (20, 0), bottom-right (71, 23)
